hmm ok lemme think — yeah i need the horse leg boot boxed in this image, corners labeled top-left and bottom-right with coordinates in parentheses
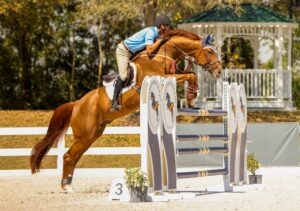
top-left (61, 142), bottom-right (87, 193)
top-left (61, 152), bottom-right (74, 193)
top-left (61, 142), bottom-right (92, 193)
top-left (110, 77), bottom-right (124, 112)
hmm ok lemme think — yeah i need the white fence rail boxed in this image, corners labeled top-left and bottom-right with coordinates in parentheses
top-left (199, 68), bottom-right (291, 101)
top-left (0, 127), bottom-right (142, 173)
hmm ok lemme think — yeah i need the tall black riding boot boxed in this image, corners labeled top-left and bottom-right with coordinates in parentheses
top-left (110, 77), bottom-right (124, 112)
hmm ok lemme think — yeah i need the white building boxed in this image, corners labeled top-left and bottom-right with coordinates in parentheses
top-left (179, 3), bottom-right (298, 110)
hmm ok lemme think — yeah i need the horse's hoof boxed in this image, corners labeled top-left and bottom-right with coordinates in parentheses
top-left (62, 185), bottom-right (74, 193)
top-left (110, 105), bottom-right (122, 112)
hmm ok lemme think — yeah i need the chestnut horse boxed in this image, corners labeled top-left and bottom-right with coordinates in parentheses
top-left (30, 29), bottom-right (222, 192)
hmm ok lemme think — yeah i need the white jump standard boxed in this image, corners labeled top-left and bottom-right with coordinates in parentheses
top-left (139, 76), bottom-right (248, 197)
top-left (140, 76), bottom-right (163, 192)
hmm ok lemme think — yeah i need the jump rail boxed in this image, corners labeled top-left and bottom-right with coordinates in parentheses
top-left (177, 169), bottom-right (228, 178)
top-left (177, 134), bottom-right (228, 142)
top-left (177, 108), bottom-right (228, 116)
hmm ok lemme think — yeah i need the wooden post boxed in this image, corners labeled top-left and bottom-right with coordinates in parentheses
top-left (253, 37), bottom-right (259, 69)
top-left (288, 28), bottom-right (292, 99)
top-left (216, 25), bottom-right (223, 103)
top-left (277, 27), bottom-right (283, 102)
top-left (57, 136), bottom-right (65, 175)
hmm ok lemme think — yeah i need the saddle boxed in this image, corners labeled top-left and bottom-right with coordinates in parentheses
top-left (102, 63), bottom-right (138, 100)
top-left (102, 64), bottom-right (135, 88)
top-left (102, 49), bottom-right (143, 88)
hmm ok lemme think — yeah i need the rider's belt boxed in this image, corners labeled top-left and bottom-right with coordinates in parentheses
top-left (122, 42), bottom-right (134, 54)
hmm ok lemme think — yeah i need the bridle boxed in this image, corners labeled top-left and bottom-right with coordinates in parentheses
top-left (167, 39), bottom-right (221, 74)
top-left (201, 46), bottom-right (222, 74)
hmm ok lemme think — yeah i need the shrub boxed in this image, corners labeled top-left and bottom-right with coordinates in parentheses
top-left (247, 153), bottom-right (261, 175)
top-left (124, 167), bottom-right (148, 191)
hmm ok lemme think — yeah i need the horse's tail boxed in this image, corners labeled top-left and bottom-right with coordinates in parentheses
top-left (30, 102), bottom-right (75, 174)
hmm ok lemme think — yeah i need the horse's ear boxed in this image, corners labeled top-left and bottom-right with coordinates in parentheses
top-left (204, 34), bottom-right (216, 46)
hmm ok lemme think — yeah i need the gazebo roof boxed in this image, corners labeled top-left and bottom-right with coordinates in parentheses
top-left (181, 3), bottom-right (296, 24)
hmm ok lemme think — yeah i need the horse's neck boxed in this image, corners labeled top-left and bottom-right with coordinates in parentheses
top-left (133, 54), bottom-right (168, 87)
top-left (131, 49), bottom-right (176, 62)
top-left (132, 38), bottom-right (198, 84)
top-left (167, 38), bottom-right (198, 57)
top-left (159, 45), bottom-right (178, 60)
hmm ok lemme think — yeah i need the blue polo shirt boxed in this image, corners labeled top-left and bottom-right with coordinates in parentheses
top-left (124, 27), bottom-right (158, 53)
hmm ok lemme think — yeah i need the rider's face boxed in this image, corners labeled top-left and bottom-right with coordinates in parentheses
top-left (158, 24), bottom-right (170, 34)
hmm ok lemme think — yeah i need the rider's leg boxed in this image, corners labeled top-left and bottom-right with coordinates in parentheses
top-left (110, 76), bottom-right (124, 111)
top-left (111, 43), bottom-right (131, 111)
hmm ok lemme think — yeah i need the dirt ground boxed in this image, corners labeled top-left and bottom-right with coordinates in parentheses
top-left (0, 167), bottom-right (300, 211)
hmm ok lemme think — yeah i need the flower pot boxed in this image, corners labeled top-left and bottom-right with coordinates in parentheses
top-left (248, 175), bottom-right (262, 184)
top-left (129, 187), bottom-right (148, 202)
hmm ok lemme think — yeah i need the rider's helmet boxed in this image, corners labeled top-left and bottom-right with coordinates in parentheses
top-left (155, 15), bottom-right (171, 28)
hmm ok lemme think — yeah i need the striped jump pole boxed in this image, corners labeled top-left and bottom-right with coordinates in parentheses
top-left (177, 108), bottom-right (228, 117)
top-left (177, 147), bottom-right (229, 155)
top-left (177, 169), bottom-right (228, 179)
top-left (177, 134), bottom-right (229, 142)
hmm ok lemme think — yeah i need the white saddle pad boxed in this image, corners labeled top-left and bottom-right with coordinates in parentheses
top-left (103, 63), bottom-right (137, 100)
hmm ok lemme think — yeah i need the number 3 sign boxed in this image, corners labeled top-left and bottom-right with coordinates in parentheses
top-left (108, 179), bottom-right (130, 201)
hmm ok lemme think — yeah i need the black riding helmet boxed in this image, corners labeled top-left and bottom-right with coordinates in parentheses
top-left (155, 15), bottom-right (171, 28)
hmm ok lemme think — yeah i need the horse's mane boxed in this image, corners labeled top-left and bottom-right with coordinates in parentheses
top-left (163, 29), bottom-right (201, 41)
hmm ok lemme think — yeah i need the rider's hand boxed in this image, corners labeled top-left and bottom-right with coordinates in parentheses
top-left (161, 37), bottom-right (170, 44)
top-left (147, 37), bottom-right (170, 55)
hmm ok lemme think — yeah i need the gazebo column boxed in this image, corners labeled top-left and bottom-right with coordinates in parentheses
top-left (216, 25), bottom-right (223, 103)
top-left (277, 27), bottom-right (283, 102)
top-left (287, 28), bottom-right (292, 99)
top-left (253, 36), bottom-right (259, 69)
top-left (273, 39), bottom-right (277, 68)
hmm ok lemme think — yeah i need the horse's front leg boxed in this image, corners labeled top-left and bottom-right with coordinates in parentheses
top-left (165, 73), bottom-right (198, 105)
top-left (166, 72), bottom-right (197, 84)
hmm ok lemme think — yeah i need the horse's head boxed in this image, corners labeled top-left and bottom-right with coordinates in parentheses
top-left (197, 35), bottom-right (222, 78)
top-left (163, 30), bottom-right (222, 78)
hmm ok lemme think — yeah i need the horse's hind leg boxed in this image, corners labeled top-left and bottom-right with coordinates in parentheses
top-left (61, 124), bottom-right (107, 193)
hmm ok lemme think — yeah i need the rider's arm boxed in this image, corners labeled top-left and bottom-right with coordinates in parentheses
top-left (145, 27), bottom-right (169, 55)
top-left (146, 39), bottom-right (165, 55)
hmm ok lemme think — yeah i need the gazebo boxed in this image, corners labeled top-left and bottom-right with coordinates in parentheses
top-left (178, 3), bottom-right (298, 109)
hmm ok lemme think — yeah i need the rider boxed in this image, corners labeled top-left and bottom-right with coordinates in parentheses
top-left (110, 15), bottom-right (172, 112)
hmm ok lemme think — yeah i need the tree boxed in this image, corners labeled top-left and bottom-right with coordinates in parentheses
top-left (143, 0), bottom-right (201, 25)
top-left (0, 0), bottom-right (66, 108)
top-left (79, 0), bottom-right (142, 87)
